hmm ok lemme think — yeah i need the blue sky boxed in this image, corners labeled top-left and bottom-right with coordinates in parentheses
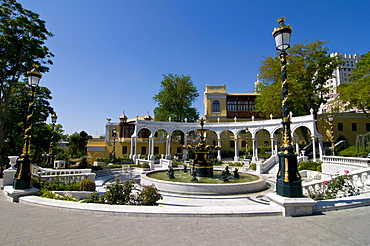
top-left (17, 0), bottom-right (370, 136)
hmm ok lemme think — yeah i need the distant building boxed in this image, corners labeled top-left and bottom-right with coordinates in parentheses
top-left (203, 84), bottom-right (262, 123)
top-left (321, 52), bottom-right (360, 113)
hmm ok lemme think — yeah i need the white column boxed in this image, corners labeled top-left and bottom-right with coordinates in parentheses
top-left (317, 136), bottom-right (323, 160)
top-left (166, 136), bottom-right (171, 159)
top-left (183, 132), bottom-right (188, 160)
top-left (311, 136), bottom-right (317, 161)
top-left (217, 135), bottom-right (222, 161)
top-left (234, 136), bottom-right (239, 161)
top-left (252, 138), bottom-right (258, 161)
top-left (149, 135), bottom-right (155, 160)
top-left (134, 137), bottom-right (138, 160)
top-left (270, 137), bottom-right (275, 155)
top-left (295, 137), bottom-right (300, 155)
top-left (130, 137), bottom-right (134, 159)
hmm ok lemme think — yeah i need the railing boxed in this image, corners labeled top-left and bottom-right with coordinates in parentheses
top-left (32, 165), bottom-right (96, 183)
top-left (136, 159), bottom-right (155, 169)
top-left (160, 159), bottom-right (173, 168)
top-left (322, 156), bottom-right (370, 168)
top-left (302, 167), bottom-right (370, 197)
top-left (257, 155), bottom-right (278, 174)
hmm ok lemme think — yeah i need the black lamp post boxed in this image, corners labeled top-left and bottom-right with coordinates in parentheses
top-left (272, 17), bottom-right (302, 197)
top-left (14, 66), bottom-right (42, 189)
top-left (47, 112), bottom-right (58, 167)
top-left (245, 127), bottom-right (249, 159)
top-left (112, 127), bottom-right (117, 163)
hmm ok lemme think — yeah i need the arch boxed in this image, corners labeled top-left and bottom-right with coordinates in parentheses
top-left (137, 127), bottom-right (151, 138)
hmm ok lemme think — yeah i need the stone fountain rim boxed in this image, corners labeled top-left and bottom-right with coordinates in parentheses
top-left (142, 169), bottom-right (265, 186)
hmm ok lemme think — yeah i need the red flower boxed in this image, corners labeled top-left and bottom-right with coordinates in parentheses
top-left (344, 170), bottom-right (349, 174)
top-left (322, 181), bottom-right (329, 184)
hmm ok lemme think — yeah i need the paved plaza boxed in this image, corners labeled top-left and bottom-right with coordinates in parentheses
top-left (1, 176), bottom-right (370, 245)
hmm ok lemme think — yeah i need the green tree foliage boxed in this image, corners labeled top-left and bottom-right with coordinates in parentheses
top-left (153, 74), bottom-right (199, 122)
top-left (356, 132), bottom-right (370, 153)
top-left (0, 0), bottom-right (54, 162)
top-left (256, 40), bottom-right (342, 118)
top-left (1, 81), bottom-right (60, 165)
top-left (67, 131), bottom-right (91, 158)
top-left (338, 51), bottom-right (370, 117)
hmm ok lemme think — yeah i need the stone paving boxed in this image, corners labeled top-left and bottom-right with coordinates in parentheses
top-left (2, 168), bottom-right (370, 245)
top-left (1, 182), bottom-right (370, 245)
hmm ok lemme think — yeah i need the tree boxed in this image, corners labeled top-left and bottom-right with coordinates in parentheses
top-left (256, 40), bottom-right (342, 118)
top-left (337, 51), bottom-right (370, 117)
top-left (67, 131), bottom-right (90, 158)
top-left (0, 0), bottom-right (54, 163)
top-left (153, 74), bottom-right (199, 122)
top-left (1, 81), bottom-right (55, 164)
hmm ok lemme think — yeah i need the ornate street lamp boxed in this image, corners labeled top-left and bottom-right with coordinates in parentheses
top-left (245, 127), bottom-right (249, 159)
top-left (47, 112), bottom-right (58, 167)
top-left (111, 127), bottom-right (117, 163)
top-left (328, 115), bottom-right (335, 156)
top-left (272, 17), bottom-right (302, 197)
top-left (14, 66), bottom-right (42, 189)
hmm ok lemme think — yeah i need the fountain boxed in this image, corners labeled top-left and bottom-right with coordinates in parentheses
top-left (182, 117), bottom-right (220, 178)
top-left (140, 118), bottom-right (267, 195)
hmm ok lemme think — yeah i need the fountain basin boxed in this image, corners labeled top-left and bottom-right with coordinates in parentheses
top-left (141, 170), bottom-right (267, 195)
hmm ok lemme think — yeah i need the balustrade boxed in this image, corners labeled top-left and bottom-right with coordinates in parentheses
top-left (31, 165), bottom-right (95, 183)
top-left (302, 167), bottom-right (370, 197)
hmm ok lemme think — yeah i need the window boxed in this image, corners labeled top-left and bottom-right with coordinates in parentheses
top-left (264, 141), bottom-right (269, 147)
top-left (238, 101), bottom-right (248, 112)
top-left (250, 101), bottom-right (256, 111)
top-left (241, 141), bottom-right (246, 148)
top-left (124, 124), bottom-right (135, 137)
top-left (122, 146), bottom-right (128, 155)
top-left (352, 123), bottom-right (358, 131)
top-left (212, 100), bottom-right (220, 113)
top-left (338, 123), bottom-right (344, 131)
top-left (154, 147), bottom-right (159, 155)
top-left (230, 140), bottom-right (235, 148)
top-left (366, 123), bottom-right (370, 131)
top-left (227, 101), bottom-right (237, 112)
top-left (141, 146), bottom-right (147, 155)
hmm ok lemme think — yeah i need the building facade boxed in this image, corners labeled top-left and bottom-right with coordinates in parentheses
top-left (87, 79), bottom-right (370, 164)
top-left (321, 52), bottom-right (360, 113)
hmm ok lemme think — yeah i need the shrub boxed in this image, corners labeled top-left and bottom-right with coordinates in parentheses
top-left (37, 189), bottom-right (78, 202)
top-left (78, 178), bottom-right (96, 191)
top-left (135, 185), bottom-right (163, 206)
top-left (224, 162), bottom-right (244, 167)
top-left (41, 181), bottom-right (79, 191)
top-left (250, 163), bottom-right (256, 171)
top-left (338, 145), bottom-right (368, 157)
top-left (100, 179), bottom-right (134, 205)
top-left (298, 160), bottom-right (322, 172)
top-left (172, 161), bottom-right (182, 167)
top-left (308, 173), bottom-right (360, 200)
top-left (141, 163), bottom-right (150, 169)
top-left (209, 159), bottom-right (222, 166)
top-left (221, 150), bottom-right (235, 158)
top-left (32, 176), bottom-right (41, 188)
top-left (83, 192), bottom-right (102, 203)
top-left (102, 164), bottom-right (122, 168)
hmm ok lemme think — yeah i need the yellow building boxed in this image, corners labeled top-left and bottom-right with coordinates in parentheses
top-left (317, 112), bottom-right (370, 147)
top-left (204, 84), bottom-right (261, 122)
top-left (87, 85), bottom-right (370, 164)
